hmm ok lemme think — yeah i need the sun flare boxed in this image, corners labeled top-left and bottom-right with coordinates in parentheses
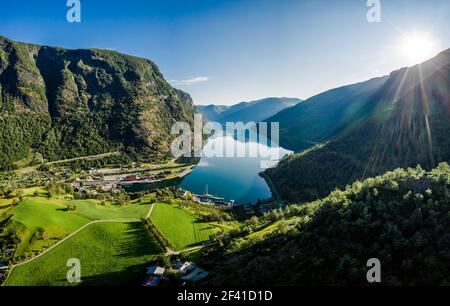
top-left (398, 33), bottom-right (440, 65)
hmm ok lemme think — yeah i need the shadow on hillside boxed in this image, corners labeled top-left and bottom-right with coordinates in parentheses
top-left (113, 223), bottom-right (163, 258)
top-left (57, 263), bottom-right (147, 286)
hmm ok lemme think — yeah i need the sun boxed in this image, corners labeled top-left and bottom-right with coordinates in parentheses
top-left (398, 33), bottom-right (440, 65)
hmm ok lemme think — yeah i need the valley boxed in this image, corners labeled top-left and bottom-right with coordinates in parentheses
top-left (1, 31), bottom-right (450, 288)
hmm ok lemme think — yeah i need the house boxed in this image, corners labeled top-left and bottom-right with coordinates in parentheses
top-left (74, 187), bottom-right (87, 194)
top-left (173, 261), bottom-right (195, 275)
top-left (142, 265), bottom-right (165, 287)
top-left (146, 265), bottom-right (165, 276)
top-left (0, 261), bottom-right (7, 269)
top-left (181, 267), bottom-right (209, 283)
top-left (4, 248), bottom-right (15, 257)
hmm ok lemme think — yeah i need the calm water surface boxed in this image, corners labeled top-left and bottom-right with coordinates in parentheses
top-left (179, 135), bottom-right (291, 204)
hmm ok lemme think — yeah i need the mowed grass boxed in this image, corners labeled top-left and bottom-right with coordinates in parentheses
top-left (7, 197), bottom-right (151, 258)
top-left (151, 203), bottom-right (219, 250)
top-left (66, 200), bottom-right (151, 221)
top-left (10, 198), bottom-right (91, 256)
top-left (6, 222), bottom-right (163, 286)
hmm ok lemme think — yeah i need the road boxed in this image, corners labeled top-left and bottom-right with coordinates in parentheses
top-left (1, 219), bottom-right (141, 285)
top-left (46, 151), bottom-right (121, 165)
top-left (165, 242), bottom-right (212, 256)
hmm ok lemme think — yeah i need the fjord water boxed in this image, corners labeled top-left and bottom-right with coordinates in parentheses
top-left (180, 134), bottom-right (292, 205)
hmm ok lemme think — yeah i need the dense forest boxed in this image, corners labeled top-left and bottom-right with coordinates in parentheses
top-left (0, 35), bottom-right (197, 170)
top-left (207, 163), bottom-right (450, 286)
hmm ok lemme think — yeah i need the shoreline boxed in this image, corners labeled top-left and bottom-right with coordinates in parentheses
top-left (259, 171), bottom-right (281, 201)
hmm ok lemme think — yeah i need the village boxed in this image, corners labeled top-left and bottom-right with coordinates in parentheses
top-left (72, 162), bottom-right (195, 194)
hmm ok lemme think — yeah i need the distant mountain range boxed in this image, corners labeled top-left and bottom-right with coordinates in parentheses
top-left (197, 97), bottom-right (302, 124)
top-left (266, 49), bottom-right (450, 202)
top-left (266, 76), bottom-right (389, 152)
top-left (0, 35), bottom-right (197, 170)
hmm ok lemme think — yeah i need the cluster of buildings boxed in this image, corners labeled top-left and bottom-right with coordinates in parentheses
top-left (142, 260), bottom-right (209, 287)
top-left (74, 171), bottom-right (168, 192)
top-left (0, 247), bottom-right (14, 260)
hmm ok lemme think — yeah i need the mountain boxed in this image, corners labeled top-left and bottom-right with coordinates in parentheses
top-left (266, 76), bottom-right (389, 152)
top-left (266, 49), bottom-right (450, 202)
top-left (197, 97), bottom-right (302, 123)
top-left (0, 35), bottom-right (197, 170)
top-left (196, 104), bottom-right (231, 122)
top-left (207, 164), bottom-right (450, 286)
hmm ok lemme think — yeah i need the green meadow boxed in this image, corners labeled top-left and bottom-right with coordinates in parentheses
top-left (5, 222), bottom-right (163, 286)
top-left (150, 203), bottom-right (219, 250)
top-left (4, 196), bottom-right (151, 259)
top-left (66, 199), bottom-right (151, 221)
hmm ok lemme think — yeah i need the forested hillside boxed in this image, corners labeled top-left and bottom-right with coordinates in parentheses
top-left (266, 76), bottom-right (388, 151)
top-left (208, 163), bottom-right (450, 286)
top-left (267, 49), bottom-right (450, 202)
top-left (0, 35), bottom-right (197, 170)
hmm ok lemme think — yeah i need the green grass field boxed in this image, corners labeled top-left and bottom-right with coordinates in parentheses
top-left (151, 203), bottom-right (219, 250)
top-left (5, 197), bottom-right (151, 259)
top-left (66, 199), bottom-right (151, 221)
top-left (5, 222), bottom-right (163, 286)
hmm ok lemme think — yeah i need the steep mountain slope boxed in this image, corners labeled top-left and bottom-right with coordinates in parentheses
top-left (266, 77), bottom-right (389, 151)
top-left (198, 97), bottom-right (301, 123)
top-left (266, 49), bottom-right (450, 202)
top-left (208, 164), bottom-right (450, 286)
top-left (0, 35), bottom-right (197, 170)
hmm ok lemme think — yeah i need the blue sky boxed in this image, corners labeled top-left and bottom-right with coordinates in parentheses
top-left (0, 0), bottom-right (449, 105)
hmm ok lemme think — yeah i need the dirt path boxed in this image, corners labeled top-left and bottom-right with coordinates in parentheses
top-left (165, 242), bottom-right (212, 256)
top-left (146, 203), bottom-right (155, 219)
top-left (12, 219), bottom-right (140, 269)
top-left (146, 203), bottom-right (211, 257)
top-left (1, 219), bottom-right (141, 286)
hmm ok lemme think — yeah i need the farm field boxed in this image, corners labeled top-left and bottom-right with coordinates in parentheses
top-left (150, 203), bottom-right (220, 250)
top-left (66, 199), bottom-right (151, 221)
top-left (5, 221), bottom-right (163, 286)
top-left (3, 196), bottom-right (151, 259)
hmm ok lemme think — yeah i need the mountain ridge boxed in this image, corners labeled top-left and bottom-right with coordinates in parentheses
top-left (197, 97), bottom-right (302, 123)
top-left (266, 49), bottom-right (450, 202)
top-left (0, 35), bottom-right (197, 170)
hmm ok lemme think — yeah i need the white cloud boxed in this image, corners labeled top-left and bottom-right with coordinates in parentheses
top-left (169, 76), bottom-right (211, 86)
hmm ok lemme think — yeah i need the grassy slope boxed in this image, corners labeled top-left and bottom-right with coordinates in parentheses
top-left (9, 198), bottom-right (90, 256)
top-left (67, 200), bottom-right (150, 221)
top-left (6, 196), bottom-right (151, 258)
top-left (6, 222), bottom-right (163, 286)
top-left (151, 203), bottom-right (219, 250)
